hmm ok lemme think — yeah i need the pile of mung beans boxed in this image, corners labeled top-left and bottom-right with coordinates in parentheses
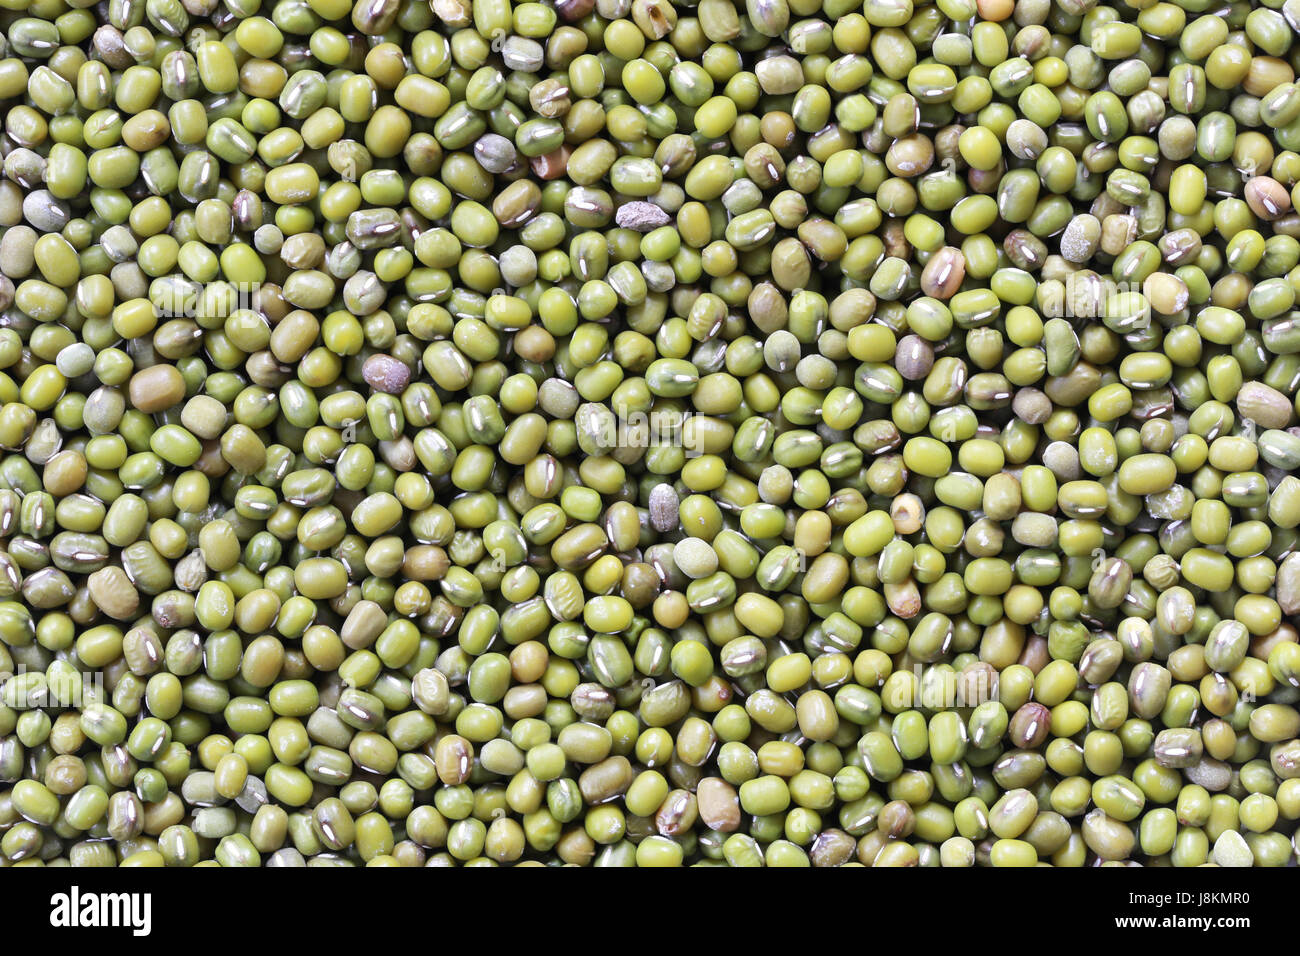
top-left (1, 0), bottom-right (1300, 869)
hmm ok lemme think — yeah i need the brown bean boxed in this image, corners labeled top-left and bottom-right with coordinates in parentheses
top-left (362, 354), bottom-right (411, 394)
top-left (1245, 176), bottom-right (1292, 220)
top-left (919, 246), bottom-right (965, 298)
top-left (695, 777), bottom-right (741, 832)
top-left (1008, 702), bottom-right (1052, 749)
top-left (128, 365), bottom-right (186, 413)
